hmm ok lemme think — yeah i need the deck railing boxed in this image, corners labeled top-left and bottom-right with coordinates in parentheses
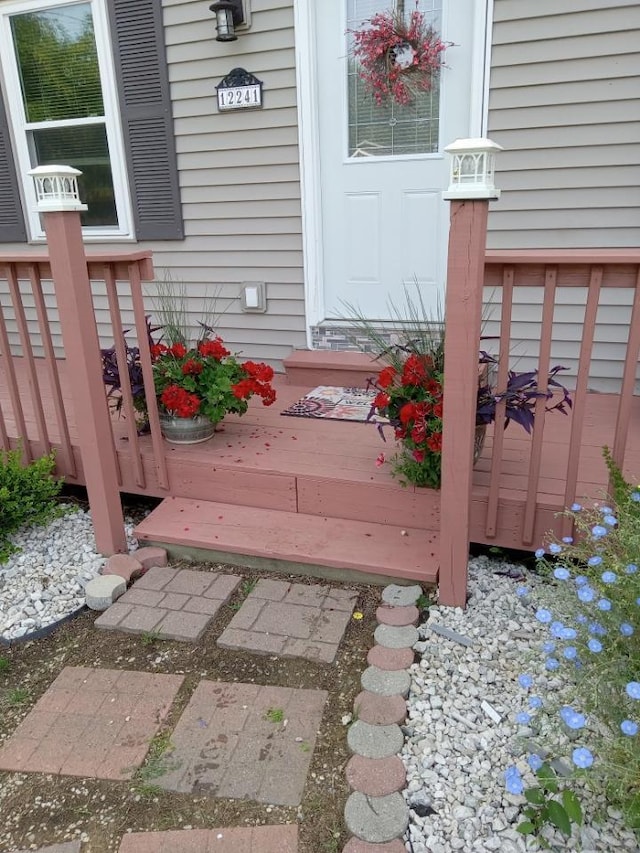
top-left (482, 250), bottom-right (640, 544)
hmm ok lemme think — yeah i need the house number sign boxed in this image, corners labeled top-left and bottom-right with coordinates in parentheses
top-left (216, 67), bottom-right (263, 111)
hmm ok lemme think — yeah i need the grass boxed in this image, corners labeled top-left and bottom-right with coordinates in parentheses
top-left (264, 707), bottom-right (284, 723)
top-left (131, 731), bottom-right (176, 798)
top-left (6, 687), bottom-right (29, 706)
top-left (140, 630), bottom-right (162, 647)
top-left (0, 657), bottom-right (10, 674)
top-left (229, 578), bottom-right (258, 611)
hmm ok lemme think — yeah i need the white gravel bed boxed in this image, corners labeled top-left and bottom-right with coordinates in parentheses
top-left (0, 506), bottom-right (136, 642)
top-left (402, 554), bottom-right (640, 853)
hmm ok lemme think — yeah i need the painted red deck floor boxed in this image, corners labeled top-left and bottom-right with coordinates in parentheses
top-left (2, 359), bottom-right (639, 573)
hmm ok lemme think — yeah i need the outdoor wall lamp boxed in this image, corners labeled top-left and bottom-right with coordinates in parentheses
top-left (443, 138), bottom-right (503, 200)
top-left (209, 0), bottom-right (250, 42)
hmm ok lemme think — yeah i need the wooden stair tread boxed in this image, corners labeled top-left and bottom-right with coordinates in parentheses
top-left (134, 497), bottom-right (439, 583)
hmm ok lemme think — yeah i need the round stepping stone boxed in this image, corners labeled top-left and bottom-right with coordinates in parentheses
top-left (346, 754), bottom-right (406, 796)
top-left (354, 691), bottom-right (406, 725)
top-left (374, 623), bottom-right (419, 649)
top-left (361, 666), bottom-right (410, 697)
top-left (343, 838), bottom-right (406, 853)
top-left (381, 583), bottom-right (422, 607)
top-left (347, 720), bottom-right (403, 759)
top-left (133, 546), bottom-right (168, 570)
top-left (376, 604), bottom-right (419, 627)
top-left (103, 554), bottom-right (144, 584)
top-left (367, 645), bottom-right (414, 671)
top-left (345, 791), bottom-right (409, 844)
top-left (85, 575), bottom-right (126, 611)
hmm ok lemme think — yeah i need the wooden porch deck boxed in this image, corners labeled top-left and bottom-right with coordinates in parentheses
top-left (2, 357), bottom-right (639, 583)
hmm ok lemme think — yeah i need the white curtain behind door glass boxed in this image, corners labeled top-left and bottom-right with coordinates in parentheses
top-left (347, 0), bottom-right (443, 157)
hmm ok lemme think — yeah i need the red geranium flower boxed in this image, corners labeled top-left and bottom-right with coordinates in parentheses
top-left (426, 431), bottom-right (443, 453)
top-left (377, 366), bottom-right (397, 389)
top-left (198, 338), bottom-right (230, 360)
top-left (170, 343), bottom-right (187, 358)
top-left (181, 359), bottom-right (203, 376)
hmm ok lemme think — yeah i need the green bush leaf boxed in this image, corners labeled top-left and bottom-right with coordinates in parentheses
top-left (525, 787), bottom-right (546, 805)
top-left (516, 821), bottom-right (536, 835)
top-left (547, 801), bottom-right (572, 836)
top-left (536, 763), bottom-right (558, 793)
top-left (562, 789), bottom-right (583, 825)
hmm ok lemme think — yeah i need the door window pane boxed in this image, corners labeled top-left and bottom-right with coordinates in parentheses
top-left (30, 124), bottom-right (117, 227)
top-left (347, 0), bottom-right (442, 157)
top-left (11, 3), bottom-right (103, 122)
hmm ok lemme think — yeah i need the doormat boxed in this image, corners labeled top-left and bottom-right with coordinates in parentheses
top-left (281, 385), bottom-right (377, 422)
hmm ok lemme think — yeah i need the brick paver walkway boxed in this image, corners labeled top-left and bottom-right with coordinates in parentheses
top-left (155, 680), bottom-right (327, 805)
top-left (0, 667), bottom-right (183, 780)
top-left (94, 568), bottom-right (241, 641)
top-left (118, 825), bottom-right (298, 852)
top-left (217, 579), bottom-right (358, 662)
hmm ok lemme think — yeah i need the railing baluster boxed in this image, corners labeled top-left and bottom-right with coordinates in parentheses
top-left (561, 266), bottom-right (602, 538)
top-left (0, 265), bottom-right (31, 461)
top-left (485, 265), bottom-right (513, 537)
top-left (129, 262), bottom-right (169, 490)
top-left (7, 263), bottom-right (50, 456)
top-left (28, 264), bottom-right (77, 478)
top-left (611, 265), bottom-right (640, 474)
top-left (522, 266), bottom-right (557, 545)
top-left (104, 263), bottom-right (144, 488)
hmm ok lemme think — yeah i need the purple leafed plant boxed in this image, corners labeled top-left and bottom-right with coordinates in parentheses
top-left (476, 355), bottom-right (572, 433)
top-left (100, 317), bottom-right (157, 423)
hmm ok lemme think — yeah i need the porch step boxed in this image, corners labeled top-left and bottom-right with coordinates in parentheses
top-left (283, 349), bottom-right (380, 387)
top-left (134, 497), bottom-right (439, 585)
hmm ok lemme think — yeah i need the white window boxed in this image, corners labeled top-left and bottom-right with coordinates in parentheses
top-left (0, 0), bottom-right (133, 239)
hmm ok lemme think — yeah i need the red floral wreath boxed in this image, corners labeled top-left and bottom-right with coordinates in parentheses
top-left (350, 9), bottom-right (448, 106)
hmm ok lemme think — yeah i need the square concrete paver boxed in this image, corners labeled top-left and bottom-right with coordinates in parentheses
top-left (118, 825), bottom-right (298, 852)
top-left (95, 568), bottom-right (241, 641)
top-left (0, 667), bottom-right (183, 780)
top-left (217, 579), bottom-right (358, 662)
top-left (155, 681), bottom-right (327, 806)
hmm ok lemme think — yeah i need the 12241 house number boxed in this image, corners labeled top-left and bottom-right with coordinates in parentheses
top-left (217, 84), bottom-right (262, 110)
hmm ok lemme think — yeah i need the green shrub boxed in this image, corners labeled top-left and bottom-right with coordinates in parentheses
top-left (0, 446), bottom-right (63, 563)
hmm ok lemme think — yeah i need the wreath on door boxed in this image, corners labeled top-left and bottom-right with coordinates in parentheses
top-left (350, 9), bottom-right (448, 106)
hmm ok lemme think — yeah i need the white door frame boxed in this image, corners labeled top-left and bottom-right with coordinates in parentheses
top-left (293, 0), bottom-right (494, 347)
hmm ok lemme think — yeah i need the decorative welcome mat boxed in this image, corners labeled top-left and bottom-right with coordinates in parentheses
top-left (281, 385), bottom-right (377, 422)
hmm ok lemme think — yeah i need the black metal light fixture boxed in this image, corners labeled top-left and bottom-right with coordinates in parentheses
top-left (209, 0), bottom-right (245, 42)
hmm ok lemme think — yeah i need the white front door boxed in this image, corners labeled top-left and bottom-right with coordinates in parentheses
top-left (312, 0), bottom-right (478, 322)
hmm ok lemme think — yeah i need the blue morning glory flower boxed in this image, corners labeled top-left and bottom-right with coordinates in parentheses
top-left (546, 657), bottom-right (560, 671)
top-left (529, 696), bottom-right (543, 709)
top-left (536, 608), bottom-right (552, 624)
top-left (515, 586), bottom-right (528, 598)
top-left (598, 599), bottom-right (612, 612)
top-left (600, 506), bottom-right (613, 515)
top-left (575, 575), bottom-right (588, 587)
top-left (587, 556), bottom-right (602, 567)
top-left (560, 627), bottom-right (577, 640)
top-left (621, 720), bottom-right (638, 736)
top-left (528, 754), bottom-right (544, 771)
top-left (562, 536), bottom-right (574, 544)
top-left (631, 493), bottom-right (640, 503)
top-left (601, 571), bottom-right (617, 584)
top-left (591, 525), bottom-right (608, 539)
top-left (516, 711), bottom-right (532, 725)
top-left (626, 682), bottom-right (640, 700)
top-left (518, 674), bottom-right (534, 690)
top-left (551, 621), bottom-right (566, 638)
top-left (578, 586), bottom-right (596, 603)
top-left (636, 597), bottom-right (640, 606)
top-left (626, 564), bottom-right (638, 574)
top-left (560, 707), bottom-right (586, 729)
top-left (589, 622), bottom-right (607, 636)
top-left (572, 747), bottom-right (594, 769)
top-left (576, 614), bottom-right (587, 624)
top-left (504, 765), bottom-right (524, 795)
top-left (554, 567), bottom-right (570, 581)
top-left (535, 548), bottom-right (545, 559)
top-left (549, 543), bottom-right (562, 554)
top-left (563, 646), bottom-right (578, 660)
top-left (588, 639), bottom-right (603, 653)
top-left (571, 503), bottom-right (582, 512)
top-left (542, 641), bottom-right (556, 653)
top-left (620, 623), bottom-right (634, 637)
top-left (603, 515), bottom-right (617, 526)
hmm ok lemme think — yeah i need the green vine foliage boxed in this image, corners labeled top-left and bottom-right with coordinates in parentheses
top-left (517, 763), bottom-right (583, 847)
top-left (0, 447), bottom-right (63, 563)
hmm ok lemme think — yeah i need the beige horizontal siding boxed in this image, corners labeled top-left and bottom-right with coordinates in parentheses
top-left (487, 0), bottom-right (640, 251)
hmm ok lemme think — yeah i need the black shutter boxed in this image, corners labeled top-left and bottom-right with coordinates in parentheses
top-left (108, 0), bottom-right (184, 240)
top-left (0, 94), bottom-right (27, 243)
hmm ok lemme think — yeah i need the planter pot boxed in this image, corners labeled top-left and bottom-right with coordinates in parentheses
top-left (159, 414), bottom-right (216, 445)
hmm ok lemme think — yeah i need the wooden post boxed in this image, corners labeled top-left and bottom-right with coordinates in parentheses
top-left (439, 139), bottom-right (500, 608)
top-left (30, 166), bottom-right (126, 555)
